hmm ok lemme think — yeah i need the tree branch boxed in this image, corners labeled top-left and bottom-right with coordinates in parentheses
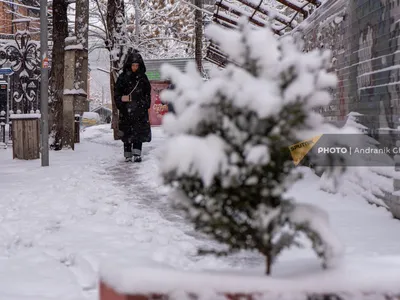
top-left (94, 0), bottom-right (108, 39)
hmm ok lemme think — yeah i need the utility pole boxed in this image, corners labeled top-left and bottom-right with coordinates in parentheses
top-left (40, 0), bottom-right (49, 166)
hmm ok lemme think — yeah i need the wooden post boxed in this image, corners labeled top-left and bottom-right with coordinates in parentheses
top-left (0, 111), bottom-right (6, 146)
top-left (10, 114), bottom-right (40, 160)
top-left (8, 120), bottom-right (12, 145)
top-left (74, 114), bottom-right (80, 143)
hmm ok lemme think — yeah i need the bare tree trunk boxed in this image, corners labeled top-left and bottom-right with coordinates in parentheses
top-left (265, 235), bottom-right (273, 275)
top-left (266, 255), bottom-right (272, 275)
top-left (134, 0), bottom-right (141, 42)
top-left (49, 0), bottom-right (68, 150)
top-left (62, 38), bottom-right (76, 149)
top-left (194, 0), bottom-right (203, 73)
top-left (110, 69), bottom-right (119, 140)
top-left (106, 0), bottom-right (127, 140)
top-left (75, 0), bottom-right (89, 115)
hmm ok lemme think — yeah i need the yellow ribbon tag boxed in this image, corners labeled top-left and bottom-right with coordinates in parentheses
top-left (289, 135), bottom-right (322, 166)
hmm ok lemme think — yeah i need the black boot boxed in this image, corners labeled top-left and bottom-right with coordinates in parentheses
top-left (132, 141), bottom-right (142, 163)
top-left (124, 142), bottom-right (132, 162)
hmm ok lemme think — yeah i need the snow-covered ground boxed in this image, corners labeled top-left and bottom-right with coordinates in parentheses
top-left (1, 125), bottom-right (400, 299)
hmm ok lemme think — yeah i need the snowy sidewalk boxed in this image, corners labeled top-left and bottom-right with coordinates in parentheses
top-left (1, 125), bottom-right (400, 299)
top-left (0, 126), bottom-right (234, 300)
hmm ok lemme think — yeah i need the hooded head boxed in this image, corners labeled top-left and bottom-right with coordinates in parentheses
top-left (123, 51), bottom-right (146, 74)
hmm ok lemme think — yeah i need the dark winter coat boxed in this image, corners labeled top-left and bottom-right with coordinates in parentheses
top-left (114, 52), bottom-right (152, 143)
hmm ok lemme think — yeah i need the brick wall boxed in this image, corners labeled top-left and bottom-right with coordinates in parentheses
top-left (0, 0), bottom-right (40, 40)
top-left (295, 0), bottom-right (400, 148)
top-left (0, 2), bottom-right (13, 36)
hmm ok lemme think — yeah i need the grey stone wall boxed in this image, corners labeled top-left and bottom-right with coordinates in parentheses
top-left (293, 0), bottom-right (400, 148)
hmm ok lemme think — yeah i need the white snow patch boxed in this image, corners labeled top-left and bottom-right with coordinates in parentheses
top-left (100, 258), bottom-right (400, 295)
top-left (1, 125), bottom-right (400, 299)
top-left (9, 113), bottom-right (41, 119)
top-left (245, 145), bottom-right (270, 165)
top-left (65, 44), bottom-right (84, 51)
top-left (64, 89), bottom-right (87, 96)
top-left (161, 134), bottom-right (228, 187)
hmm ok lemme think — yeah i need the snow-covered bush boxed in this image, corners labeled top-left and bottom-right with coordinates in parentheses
top-left (159, 19), bottom-right (345, 275)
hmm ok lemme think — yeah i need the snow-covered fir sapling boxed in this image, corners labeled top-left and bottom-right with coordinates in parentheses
top-left (159, 18), bottom-right (345, 275)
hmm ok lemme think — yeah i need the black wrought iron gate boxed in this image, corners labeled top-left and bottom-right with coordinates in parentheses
top-left (0, 30), bottom-right (40, 145)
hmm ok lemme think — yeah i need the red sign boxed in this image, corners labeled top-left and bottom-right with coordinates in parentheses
top-left (153, 94), bottom-right (168, 116)
top-left (149, 82), bottom-right (169, 126)
top-left (42, 57), bottom-right (49, 69)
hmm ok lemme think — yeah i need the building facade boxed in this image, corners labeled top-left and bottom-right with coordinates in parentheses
top-left (0, 0), bottom-right (40, 40)
top-left (295, 0), bottom-right (400, 147)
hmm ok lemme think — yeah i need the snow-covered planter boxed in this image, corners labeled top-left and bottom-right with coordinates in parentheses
top-left (158, 18), bottom-right (353, 276)
top-left (99, 264), bottom-right (400, 300)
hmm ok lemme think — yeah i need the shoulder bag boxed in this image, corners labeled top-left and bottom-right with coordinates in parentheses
top-left (122, 80), bottom-right (141, 102)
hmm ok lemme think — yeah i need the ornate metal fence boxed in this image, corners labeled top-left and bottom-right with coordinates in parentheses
top-left (0, 30), bottom-right (40, 146)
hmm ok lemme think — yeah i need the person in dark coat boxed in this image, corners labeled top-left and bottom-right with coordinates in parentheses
top-left (114, 51), bottom-right (151, 162)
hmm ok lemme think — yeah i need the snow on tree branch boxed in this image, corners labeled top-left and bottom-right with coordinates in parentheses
top-left (137, 0), bottom-right (198, 59)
